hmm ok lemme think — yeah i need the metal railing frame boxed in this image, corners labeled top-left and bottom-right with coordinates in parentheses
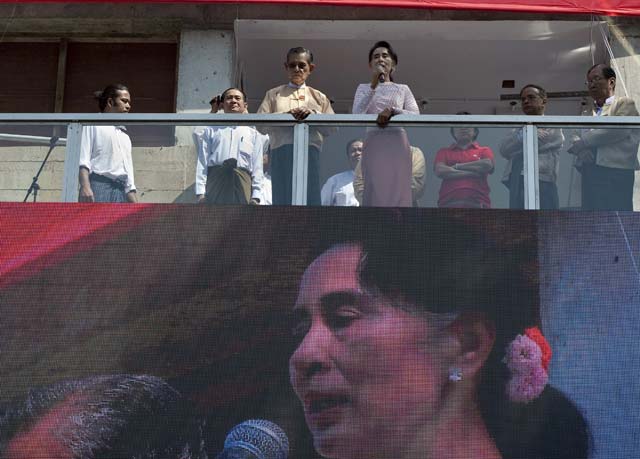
top-left (0, 113), bottom-right (638, 207)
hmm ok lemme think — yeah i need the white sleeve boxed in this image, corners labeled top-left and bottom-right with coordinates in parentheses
top-left (195, 128), bottom-right (210, 196)
top-left (250, 130), bottom-right (265, 201)
top-left (79, 125), bottom-right (93, 172)
top-left (125, 164), bottom-right (136, 193)
top-left (352, 84), bottom-right (374, 114)
top-left (395, 85), bottom-right (420, 115)
top-left (123, 133), bottom-right (136, 193)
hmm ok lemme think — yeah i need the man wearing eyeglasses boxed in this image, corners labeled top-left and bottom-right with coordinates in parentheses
top-left (500, 84), bottom-right (562, 209)
top-left (568, 64), bottom-right (640, 211)
top-left (257, 47), bottom-right (335, 205)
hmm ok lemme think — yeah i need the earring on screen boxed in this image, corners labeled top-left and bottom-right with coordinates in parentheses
top-left (449, 367), bottom-right (463, 382)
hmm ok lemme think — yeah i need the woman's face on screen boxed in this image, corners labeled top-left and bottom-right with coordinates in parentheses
top-left (289, 244), bottom-right (449, 459)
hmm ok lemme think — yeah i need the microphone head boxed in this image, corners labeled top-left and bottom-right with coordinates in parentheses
top-left (223, 419), bottom-right (289, 459)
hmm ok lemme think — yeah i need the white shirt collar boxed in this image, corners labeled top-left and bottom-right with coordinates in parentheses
top-left (287, 82), bottom-right (306, 89)
top-left (595, 95), bottom-right (616, 114)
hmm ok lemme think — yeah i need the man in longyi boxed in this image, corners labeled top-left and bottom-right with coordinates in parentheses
top-left (196, 88), bottom-right (268, 205)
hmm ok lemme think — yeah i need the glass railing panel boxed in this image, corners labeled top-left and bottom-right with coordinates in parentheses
top-left (541, 123), bottom-right (640, 211)
top-left (78, 122), bottom-right (292, 205)
top-left (314, 123), bottom-right (516, 209)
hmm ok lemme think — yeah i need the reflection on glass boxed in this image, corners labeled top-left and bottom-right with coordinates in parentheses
top-left (317, 126), bottom-right (513, 210)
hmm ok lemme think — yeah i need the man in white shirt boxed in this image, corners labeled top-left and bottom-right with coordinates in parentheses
top-left (321, 139), bottom-right (363, 206)
top-left (196, 88), bottom-right (269, 205)
top-left (78, 84), bottom-right (137, 203)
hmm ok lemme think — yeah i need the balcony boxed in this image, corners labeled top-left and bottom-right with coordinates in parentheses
top-left (1, 113), bottom-right (639, 210)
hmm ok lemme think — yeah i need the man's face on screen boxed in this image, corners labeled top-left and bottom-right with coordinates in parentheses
top-left (289, 244), bottom-right (448, 459)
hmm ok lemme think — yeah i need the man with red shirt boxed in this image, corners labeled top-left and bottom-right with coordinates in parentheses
top-left (434, 119), bottom-right (494, 208)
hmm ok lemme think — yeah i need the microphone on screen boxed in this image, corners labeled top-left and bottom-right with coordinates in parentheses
top-left (215, 419), bottom-right (289, 459)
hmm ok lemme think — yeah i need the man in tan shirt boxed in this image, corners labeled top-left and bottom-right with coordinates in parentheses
top-left (257, 46), bottom-right (334, 205)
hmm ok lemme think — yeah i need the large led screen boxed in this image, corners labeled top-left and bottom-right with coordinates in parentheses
top-left (1, 205), bottom-right (638, 459)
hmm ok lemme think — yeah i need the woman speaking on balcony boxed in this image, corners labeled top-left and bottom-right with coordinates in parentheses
top-left (352, 41), bottom-right (420, 207)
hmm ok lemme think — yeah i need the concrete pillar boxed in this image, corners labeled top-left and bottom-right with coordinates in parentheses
top-left (175, 30), bottom-right (234, 146)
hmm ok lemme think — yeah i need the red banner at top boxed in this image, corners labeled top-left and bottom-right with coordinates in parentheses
top-left (20, 0), bottom-right (640, 17)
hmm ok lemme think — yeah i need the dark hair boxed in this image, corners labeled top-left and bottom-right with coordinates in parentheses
top-left (286, 47), bottom-right (314, 64)
top-left (313, 209), bottom-right (589, 459)
top-left (346, 138), bottom-right (364, 157)
top-left (368, 41), bottom-right (398, 65)
top-left (221, 87), bottom-right (248, 103)
top-left (96, 83), bottom-right (129, 112)
top-left (587, 64), bottom-right (616, 81)
top-left (0, 375), bottom-right (205, 459)
top-left (450, 111), bottom-right (479, 141)
top-left (520, 84), bottom-right (547, 99)
top-left (368, 41), bottom-right (398, 82)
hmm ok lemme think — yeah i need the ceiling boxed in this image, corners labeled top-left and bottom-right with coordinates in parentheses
top-left (236, 19), bottom-right (609, 115)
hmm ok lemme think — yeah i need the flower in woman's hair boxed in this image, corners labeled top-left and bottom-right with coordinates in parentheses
top-left (504, 326), bottom-right (552, 403)
top-left (524, 326), bottom-right (552, 371)
top-left (504, 334), bottom-right (542, 373)
top-left (506, 365), bottom-right (549, 403)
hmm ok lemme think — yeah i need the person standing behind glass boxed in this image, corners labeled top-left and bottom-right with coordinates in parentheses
top-left (568, 64), bottom-right (639, 211)
top-left (321, 139), bottom-right (362, 206)
top-left (434, 119), bottom-right (494, 208)
top-left (257, 47), bottom-right (334, 206)
top-left (351, 41), bottom-right (419, 207)
top-left (500, 84), bottom-right (562, 209)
